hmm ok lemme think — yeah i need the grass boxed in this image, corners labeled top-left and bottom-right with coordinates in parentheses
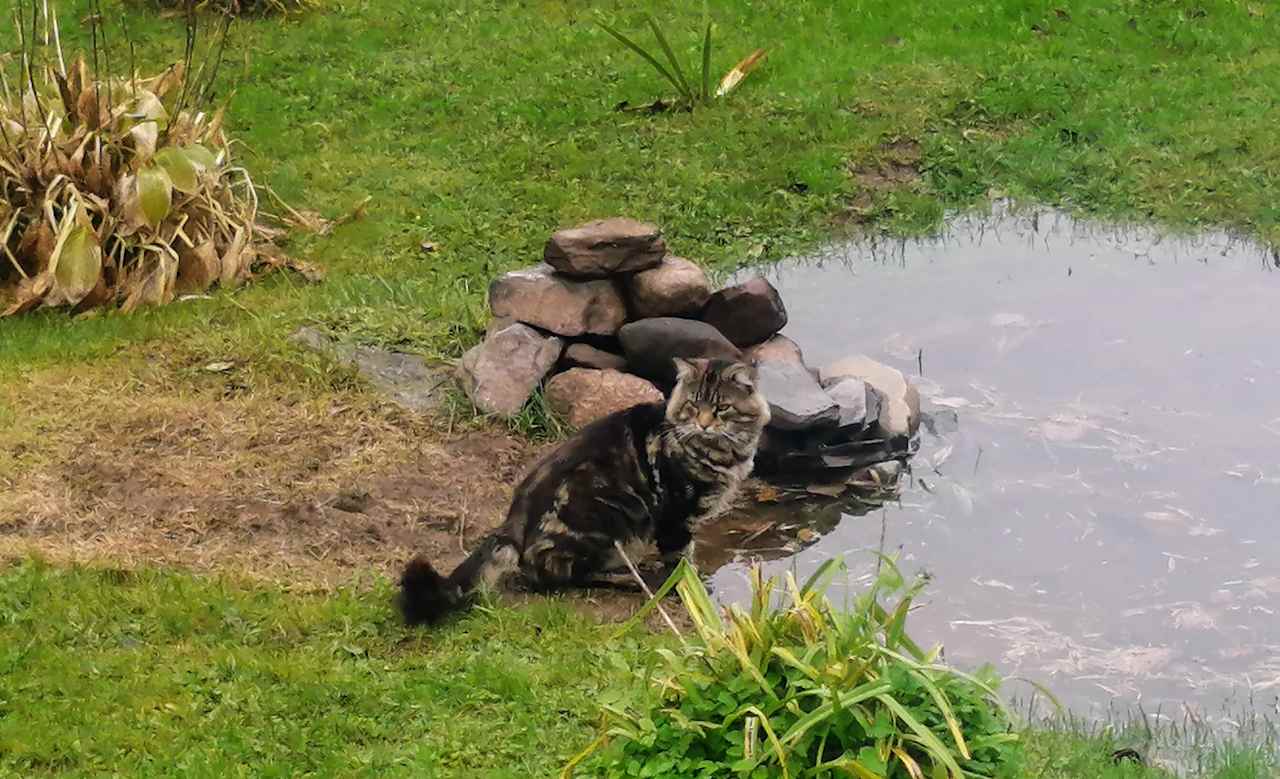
top-left (4, 2), bottom-right (1280, 775)
top-left (4, 0), bottom-right (1280, 374)
top-left (0, 560), bottom-right (1272, 777)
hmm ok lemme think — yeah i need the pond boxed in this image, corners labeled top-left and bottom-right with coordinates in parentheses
top-left (702, 204), bottom-right (1280, 719)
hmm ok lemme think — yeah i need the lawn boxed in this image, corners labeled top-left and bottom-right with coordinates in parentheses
top-left (0, 561), bottom-right (1270, 777)
top-left (3, 0), bottom-right (1280, 775)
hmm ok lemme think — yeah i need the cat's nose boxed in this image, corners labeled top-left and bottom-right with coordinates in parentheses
top-left (697, 408), bottom-right (715, 428)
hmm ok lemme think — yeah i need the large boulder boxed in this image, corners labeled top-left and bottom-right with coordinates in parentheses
top-left (489, 264), bottom-right (626, 337)
top-left (543, 217), bottom-right (666, 277)
top-left (458, 323), bottom-right (563, 416)
top-left (701, 276), bottom-right (788, 347)
top-left (624, 255), bottom-right (711, 318)
top-left (618, 317), bottom-right (741, 387)
top-left (743, 334), bottom-right (805, 366)
top-left (819, 355), bottom-right (920, 439)
top-left (756, 360), bottom-right (839, 431)
top-left (561, 342), bottom-right (628, 372)
top-left (545, 368), bottom-right (664, 429)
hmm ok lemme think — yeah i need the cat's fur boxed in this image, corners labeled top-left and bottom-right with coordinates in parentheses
top-left (398, 357), bottom-right (770, 626)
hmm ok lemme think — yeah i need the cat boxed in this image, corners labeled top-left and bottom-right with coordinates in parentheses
top-left (398, 357), bottom-right (770, 626)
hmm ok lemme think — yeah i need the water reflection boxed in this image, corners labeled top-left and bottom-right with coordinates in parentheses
top-left (704, 205), bottom-right (1280, 717)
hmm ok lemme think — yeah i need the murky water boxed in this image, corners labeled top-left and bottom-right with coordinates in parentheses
top-left (705, 205), bottom-right (1280, 718)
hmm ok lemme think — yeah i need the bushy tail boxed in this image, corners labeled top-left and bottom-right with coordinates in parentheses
top-left (397, 535), bottom-right (519, 626)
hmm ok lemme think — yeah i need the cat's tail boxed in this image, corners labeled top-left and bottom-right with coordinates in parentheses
top-left (397, 534), bottom-right (520, 626)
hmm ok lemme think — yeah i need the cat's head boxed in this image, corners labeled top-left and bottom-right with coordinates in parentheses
top-left (666, 358), bottom-right (771, 438)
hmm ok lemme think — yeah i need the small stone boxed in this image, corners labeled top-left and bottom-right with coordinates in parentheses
top-left (562, 343), bottom-right (628, 372)
top-left (701, 276), bottom-right (788, 347)
top-left (756, 360), bottom-right (839, 431)
top-left (624, 255), bottom-right (712, 318)
top-left (543, 217), bottom-right (666, 278)
top-left (819, 355), bottom-right (920, 439)
top-left (458, 323), bottom-right (563, 417)
top-left (922, 408), bottom-right (960, 436)
top-left (821, 376), bottom-right (873, 429)
top-left (544, 368), bottom-right (664, 429)
top-left (618, 317), bottom-right (742, 387)
top-left (332, 489), bottom-right (371, 514)
top-left (743, 334), bottom-right (805, 366)
top-left (489, 264), bottom-right (626, 336)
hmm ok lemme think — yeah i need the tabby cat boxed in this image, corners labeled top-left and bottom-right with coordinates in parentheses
top-left (398, 357), bottom-right (770, 625)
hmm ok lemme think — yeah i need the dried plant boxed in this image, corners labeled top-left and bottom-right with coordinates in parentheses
top-left (0, 2), bottom-right (301, 317)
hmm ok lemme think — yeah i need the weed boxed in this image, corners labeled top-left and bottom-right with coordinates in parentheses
top-left (598, 11), bottom-right (765, 111)
top-left (578, 556), bottom-right (1022, 778)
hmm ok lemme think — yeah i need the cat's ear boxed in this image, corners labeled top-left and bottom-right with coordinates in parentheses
top-left (673, 357), bottom-right (707, 382)
top-left (672, 357), bottom-right (696, 381)
top-left (728, 362), bottom-right (758, 390)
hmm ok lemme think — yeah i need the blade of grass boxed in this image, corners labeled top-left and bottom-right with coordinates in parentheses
top-left (700, 20), bottom-right (712, 102)
top-left (596, 20), bottom-right (686, 99)
top-left (875, 693), bottom-right (965, 777)
top-left (645, 15), bottom-right (693, 102)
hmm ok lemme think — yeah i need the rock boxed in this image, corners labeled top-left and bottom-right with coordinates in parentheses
top-left (821, 376), bottom-right (874, 429)
top-left (819, 355), bottom-right (920, 438)
top-left (922, 408), bottom-right (960, 436)
top-left (290, 327), bottom-right (451, 414)
top-left (489, 264), bottom-right (627, 337)
top-left (562, 343), bottom-right (628, 372)
top-left (544, 368), bottom-right (664, 429)
top-left (458, 323), bottom-right (563, 416)
top-left (624, 255), bottom-right (711, 318)
top-left (543, 217), bottom-right (666, 277)
top-left (485, 315), bottom-right (518, 338)
top-left (618, 317), bottom-right (742, 387)
top-left (701, 276), bottom-right (788, 347)
top-left (743, 334), bottom-right (805, 366)
top-left (756, 360), bottom-right (839, 431)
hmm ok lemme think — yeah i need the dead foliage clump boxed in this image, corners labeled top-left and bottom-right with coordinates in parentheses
top-left (0, 4), bottom-right (304, 318)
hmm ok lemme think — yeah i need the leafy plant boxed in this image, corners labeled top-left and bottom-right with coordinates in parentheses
top-left (571, 557), bottom-right (1023, 778)
top-left (597, 13), bottom-right (766, 111)
top-left (0, 3), bottom-right (299, 317)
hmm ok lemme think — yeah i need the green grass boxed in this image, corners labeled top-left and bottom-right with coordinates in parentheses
top-left (0, 561), bottom-right (1272, 777)
top-left (5, 0), bottom-right (1280, 374)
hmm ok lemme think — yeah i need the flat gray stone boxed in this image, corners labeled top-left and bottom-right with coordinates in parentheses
top-left (489, 264), bottom-right (627, 337)
top-left (458, 323), bottom-right (563, 417)
top-left (756, 360), bottom-right (839, 431)
top-left (290, 327), bottom-right (450, 414)
top-left (543, 217), bottom-right (666, 278)
top-left (743, 334), bottom-right (805, 366)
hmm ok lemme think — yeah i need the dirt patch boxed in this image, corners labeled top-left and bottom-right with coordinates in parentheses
top-left (0, 376), bottom-right (543, 588)
top-left (848, 138), bottom-right (923, 191)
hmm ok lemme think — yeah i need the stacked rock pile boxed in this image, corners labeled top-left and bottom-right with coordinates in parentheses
top-left (457, 217), bottom-right (921, 483)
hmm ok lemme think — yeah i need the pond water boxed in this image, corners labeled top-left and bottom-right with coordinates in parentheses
top-left (703, 205), bottom-right (1280, 720)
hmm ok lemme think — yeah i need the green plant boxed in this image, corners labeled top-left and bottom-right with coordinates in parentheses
top-left (597, 13), bottom-right (766, 111)
top-left (0, 3), bottom-right (291, 317)
top-left (134, 0), bottom-right (318, 16)
top-left (573, 557), bottom-right (1023, 778)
